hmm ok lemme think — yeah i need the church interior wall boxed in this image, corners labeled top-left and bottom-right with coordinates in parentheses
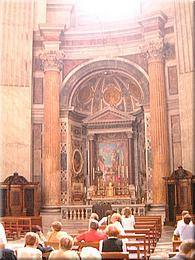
top-left (0, 0), bottom-right (194, 208)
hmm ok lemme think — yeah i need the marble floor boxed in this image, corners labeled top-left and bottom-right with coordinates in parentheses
top-left (7, 224), bottom-right (175, 259)
top-left (150, 225), bottom-right (175, 259)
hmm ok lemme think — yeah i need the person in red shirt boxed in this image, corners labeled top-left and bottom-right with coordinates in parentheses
top-left (75, 220), bottom-right (107, 242)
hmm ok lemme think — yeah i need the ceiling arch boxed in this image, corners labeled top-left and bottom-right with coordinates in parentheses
top-left (60, 58), bottom-right (149, 115)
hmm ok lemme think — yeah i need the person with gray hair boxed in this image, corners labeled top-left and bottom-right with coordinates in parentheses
top-left (173, 239), bottom-right (195, 259)
top-left (48, 235), bottom-right (79, 260)
top-left (80, 246), bottom-right (102, 260)
top-left (75, 220), bottom-right (107, 242)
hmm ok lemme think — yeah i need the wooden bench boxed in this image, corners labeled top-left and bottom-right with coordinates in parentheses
top-left (135, 220), bottom-right (160, 240)
top-left (74, 241), bottom-right (100, 251)
top-left (119, 234), bottom-right (147, 260)
top-left (125, 228), bottom-right (152, 255)
top-left (134, 224), bottom-right (157, 247)
top-left (45, 241), bottom-right (59, 250)
top-left (1, 216), bottom-right (42, 238)
top-left (101, 252), bottom-right (129, 259)
top-left (172, 240), bottom-right (181, 252)
top-left (135, 216), bottom-right (162, 237)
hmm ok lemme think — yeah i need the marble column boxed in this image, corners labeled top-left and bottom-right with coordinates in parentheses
top-left (88, 134), bottom-right (95, 185)
top-left (127, 132), bottom-right (135, 185)
top-left (146, 39), bottom-right (170, 204)
top-left (40, 50), bottom-right (64, 210)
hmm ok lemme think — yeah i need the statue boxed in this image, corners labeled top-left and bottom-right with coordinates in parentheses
top-left (106, 182), bottom-right (114, 197)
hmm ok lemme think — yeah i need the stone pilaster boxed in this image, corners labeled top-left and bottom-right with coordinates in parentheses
top-left (127, 131), bottom-right (135, 185)
top-left (146, 38), bottom-right (170, 204)
top-left (88, 134), bottom-right (95, 185)
top-left (40, 50), bottom-right (65, 210)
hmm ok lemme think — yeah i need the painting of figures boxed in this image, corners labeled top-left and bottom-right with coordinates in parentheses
top-left (97, 141), bottom-right (128, 183)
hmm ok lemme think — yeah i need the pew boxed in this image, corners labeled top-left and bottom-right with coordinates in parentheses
top-left (119, 234), bottom-right (147, 260)
top-left (125, 228), bottom-right (153, 254)
top-left (135, 216), bottom-right (162, 237)
top-left (134, 224), bottom-right (157, 247)
top-left (101, 252), bottom-right (129, 259)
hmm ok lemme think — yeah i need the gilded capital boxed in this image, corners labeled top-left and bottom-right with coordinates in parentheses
top-left (39, 50), bottom-right (65, 72)
top-left (140, 38), bottom-right (165, 62)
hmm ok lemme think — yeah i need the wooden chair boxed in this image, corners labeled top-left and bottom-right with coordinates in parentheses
top-left (101, 252), bottom-right (129, 259)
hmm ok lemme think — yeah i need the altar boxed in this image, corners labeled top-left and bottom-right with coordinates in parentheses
top-left (90, 196), bottom-right (135, 205)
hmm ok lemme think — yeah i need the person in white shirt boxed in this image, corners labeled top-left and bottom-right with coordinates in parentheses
top-left (17, 232), bottom-right (42, 259)
top-left (111, 213), bottom-right (125, 235)
top-left (0, 223), bottom-right (7, 246)
top-left (121, 207), bottom-right (135, 231)
top-left (176, 210), bottom-right (189, 228)
top-left (99, 210), bottom-right (113, 226)
top-left (174, 214), bottom-right (194, 241)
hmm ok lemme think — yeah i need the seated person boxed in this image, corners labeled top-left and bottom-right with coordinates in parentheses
top-left (31, 225), bottom-right (53, 254)
top-left (0, 223), bottom-right (7, 246)
top-left (80, 247), bottom-right (102, 260)
top-left (121, 207), bottom-right (135, 231)
top-left (173, 214), bottom-right (194, 241)
top-left (99, 224), bottom-right (126, 252)
top-left (48, 235), bottom-right (79, 260)
top-left (75, 220), bottom-right (107, 242)
top-left (173, 239), bottom-right (195, 259)
top-left (111, 213), bottom-right (125, 235)
top-left (0, 238), bottom-right (17, 260)
top-left (47, 221), bottom-right (68, 243)
top-left (99, 210), bottom-right (113, 226)
top-left (177, 211), bottom-right (189, 228)
top-left (17, 232), bottom-right (42, 259)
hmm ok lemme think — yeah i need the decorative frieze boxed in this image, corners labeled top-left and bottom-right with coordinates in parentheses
top-left (39, 50), bottom-right (65, 72)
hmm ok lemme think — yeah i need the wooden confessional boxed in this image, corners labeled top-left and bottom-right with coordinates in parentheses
top-left (163, 166), bottom-right (195, 224)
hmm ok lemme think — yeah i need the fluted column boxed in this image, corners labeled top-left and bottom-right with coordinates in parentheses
top-left (40, 50), bottom-right (65, 210)
top-left (146, 39), bottom-right (170, 204)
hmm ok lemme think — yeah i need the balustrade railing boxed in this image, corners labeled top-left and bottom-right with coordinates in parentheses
top-left (61, 204), bottom-right (146, 221)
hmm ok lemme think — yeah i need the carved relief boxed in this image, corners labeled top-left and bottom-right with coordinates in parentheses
top-left (39, 50), bottom-right (65, 71)
top-left (103, 84), bottom-right (121, 106)
top-left (140, 38), bottom-right (165, 62)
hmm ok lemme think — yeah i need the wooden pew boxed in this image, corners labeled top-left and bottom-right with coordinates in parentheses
top-left (135, 216), bottom-right (162, 237)
top-left (119, 234), bottom-right (147, 260)
top-left (135, 220), bottom-right (160, 240)
top-left (134, 224), bottom-right (157, 247)
top-left (172, 240), bottom-right (181, 252)
top-left (74, 241), bottom-right (100, 250)
top-left (45, 241), bottom-right (59, 250)
top-left (125, 229), bottom-right (152, 255)
top-left (101, 252), bottom-right (129, 259)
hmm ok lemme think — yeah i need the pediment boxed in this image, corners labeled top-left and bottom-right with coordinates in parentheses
top-left (83, 107), bottom-right (133, 125)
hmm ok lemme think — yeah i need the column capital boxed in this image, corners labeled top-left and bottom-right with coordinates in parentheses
top-left (88, 134), bottom-right (95, 141)
top-left (127, 131), bottom-right (133, 139)
top-left (39, 50), bottom-right (65, 72)
top-left (140, 38), bottom-right (165, 62)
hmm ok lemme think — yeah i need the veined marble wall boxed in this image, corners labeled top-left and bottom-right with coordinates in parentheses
top-left (0, 1), bottom-right (34, 181)
top-left (174, 0), bottom-right (194, 173)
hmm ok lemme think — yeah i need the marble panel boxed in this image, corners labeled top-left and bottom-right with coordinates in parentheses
top-left (0, 86), bottom-right (32, 181)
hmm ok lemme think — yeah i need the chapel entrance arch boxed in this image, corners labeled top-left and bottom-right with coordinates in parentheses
top-left (60, 58), bottom-right (150, 205)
